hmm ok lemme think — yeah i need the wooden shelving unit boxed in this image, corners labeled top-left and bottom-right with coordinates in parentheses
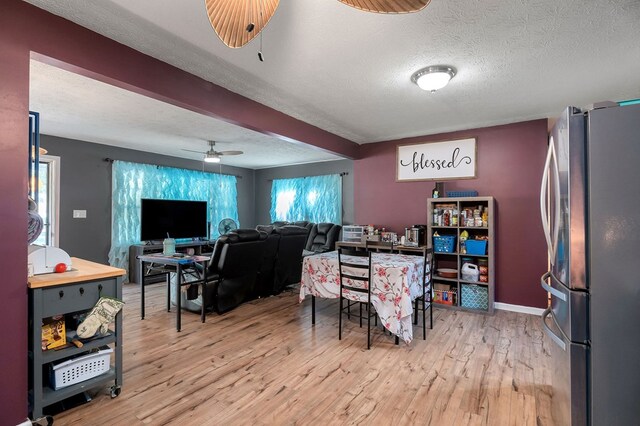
top-left (427, 196), bottom-right (495, 314)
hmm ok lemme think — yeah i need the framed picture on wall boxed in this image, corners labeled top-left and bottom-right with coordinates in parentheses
top-left (396, 137), bottom-right (477, 181)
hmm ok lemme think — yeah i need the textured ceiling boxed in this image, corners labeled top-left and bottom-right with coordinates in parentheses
top-left (29, 61), bottom-right (341, 169)
top-left (25, 0), bottom-right (640, 153)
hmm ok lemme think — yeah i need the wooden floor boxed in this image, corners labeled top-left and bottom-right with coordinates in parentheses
top-left (52, 282), bottom-right (554, 425)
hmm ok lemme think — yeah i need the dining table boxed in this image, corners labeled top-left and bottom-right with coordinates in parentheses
top-left (299, 250), bottom-right (426, 344)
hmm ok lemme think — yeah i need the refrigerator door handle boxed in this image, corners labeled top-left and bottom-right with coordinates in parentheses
top-left (540, 137), bottom-right (555, 261)
top-left (550, 138), bottom-right (561, 261)
top-left (542, 306), bottom-right (567, 351)
top-left (540, 271), bottom-right (567, 302)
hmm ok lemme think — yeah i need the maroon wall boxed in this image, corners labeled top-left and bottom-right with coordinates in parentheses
top-left (0, 2), bottom-right (29, 421)
top-left (354, 120), bottom-right (549, 308)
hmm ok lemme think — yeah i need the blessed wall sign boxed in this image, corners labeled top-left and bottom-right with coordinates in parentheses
top-left (396, 138), bottom-right (477, 181)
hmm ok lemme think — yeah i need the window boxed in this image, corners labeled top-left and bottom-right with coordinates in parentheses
top-left (33, 155), bottom-right (60, 246)
top-left (270, 174), bottom-right (342, 224)
top-left (108, 160), bottom-right (239, 271)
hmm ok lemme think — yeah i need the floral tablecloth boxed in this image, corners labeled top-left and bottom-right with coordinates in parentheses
top-left (299, 251), bottom-right (425, 343)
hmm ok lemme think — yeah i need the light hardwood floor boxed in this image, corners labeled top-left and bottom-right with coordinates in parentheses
top-left (52, 282), bottom-right (554, 425)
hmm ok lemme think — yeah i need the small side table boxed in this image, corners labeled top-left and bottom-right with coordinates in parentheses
top-left (138, 254), bottom-right (210, 331)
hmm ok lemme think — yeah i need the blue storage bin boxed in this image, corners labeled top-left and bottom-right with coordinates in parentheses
top-left (461, 284), bottom-right (488, 310)
top-left (446, 190), bottom-right (478, 197)
top-left (465, 239), bottom-right (487, 255)
top-left (433, 235), bottom-right (456, 253)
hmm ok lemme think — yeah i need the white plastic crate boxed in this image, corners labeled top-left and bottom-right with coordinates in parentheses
top-left (50, 347), bottom-right (113, 390)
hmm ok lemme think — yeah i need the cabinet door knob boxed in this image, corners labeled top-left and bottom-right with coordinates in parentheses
top-left (98, 284), bottom-right (103, 292)
top-left (79, 287), bottom-right (84, 295)
top-left (59, 290), bottom-right (64, 298)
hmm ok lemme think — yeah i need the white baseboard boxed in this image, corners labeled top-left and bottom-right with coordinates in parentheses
top-left (494, 302), bottom-right (544, 316)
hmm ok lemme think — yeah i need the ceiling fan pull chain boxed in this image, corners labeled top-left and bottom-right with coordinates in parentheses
top-left (258, 1), bottom-right (264, 61)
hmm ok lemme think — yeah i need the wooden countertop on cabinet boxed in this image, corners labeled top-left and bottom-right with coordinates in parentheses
top-left (28, 257), bottom-right (126, 289)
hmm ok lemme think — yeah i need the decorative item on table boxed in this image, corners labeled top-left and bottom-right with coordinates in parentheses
top-left (42, 316), bottom-right (66, 350)
top-left (461, 262), bottom-right (480, 282)
top-left (361, 224), bottom-right (380, 242)
top-left (380, 231), bottom-right (397, 243)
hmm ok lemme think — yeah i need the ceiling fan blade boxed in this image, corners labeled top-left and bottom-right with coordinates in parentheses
top-left (181, 148), bottom-right (206, 153)
top-left (204, 0), bottom-right (280, 48)
top-left (218, 150), bottom-right (243, 156)
top-left (338, 0), bottom-right (430, 13)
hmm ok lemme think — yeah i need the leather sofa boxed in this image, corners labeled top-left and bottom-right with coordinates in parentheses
top-left (305, 223), bottom-right (342, 254)
top-left (272, 225), bottom-right (309, 294)
top-left (205, 229), bottom-right (268, 313)
top-left (254, 224), bottom-right (309, 295)
top-left (254, 225), bottom-right (280, 298)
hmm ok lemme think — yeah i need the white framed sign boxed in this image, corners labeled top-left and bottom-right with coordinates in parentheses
top-left (396, 138), bottom-right (477, 181)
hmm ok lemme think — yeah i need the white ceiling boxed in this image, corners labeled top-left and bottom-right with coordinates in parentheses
top-left (25, 0), bottom-right (640, 166)
top-left (29, 61), bottom-right (342, 169)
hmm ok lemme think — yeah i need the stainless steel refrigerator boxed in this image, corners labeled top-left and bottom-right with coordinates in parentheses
top-left (540, 103), bottom-right (640, 425)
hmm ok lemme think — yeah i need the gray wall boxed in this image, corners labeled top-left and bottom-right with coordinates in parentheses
top-left (42, 134), bottom-right (255, 263)
top-left (254, 159), bottom-right (354, 226)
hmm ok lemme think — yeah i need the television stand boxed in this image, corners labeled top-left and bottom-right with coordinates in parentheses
top-left (128, 240), bottom-right (214, 285)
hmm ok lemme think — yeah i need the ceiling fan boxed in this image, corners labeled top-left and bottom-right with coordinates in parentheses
top-left (182, 140), bottom-right (243, 163)
top-left (204, 0), bottom-right (431, 48)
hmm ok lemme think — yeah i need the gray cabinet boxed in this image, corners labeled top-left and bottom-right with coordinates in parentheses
top-left (427, 196), bottom-right (495, 313)
top-left (28, 258), bottom-right (125, 418)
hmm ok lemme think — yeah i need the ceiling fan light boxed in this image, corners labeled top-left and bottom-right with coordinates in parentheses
top-left (204, 154), bottom-right (221, 163)
top-left (411, 66), bottom-right (456, 92)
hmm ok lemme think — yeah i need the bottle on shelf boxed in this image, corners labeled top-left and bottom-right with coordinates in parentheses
top-left (460, 230), bottom-right (469, 253)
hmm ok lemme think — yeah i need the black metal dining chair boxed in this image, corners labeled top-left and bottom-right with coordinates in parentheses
top-left (413, 248), bottom-right (434, 339)
top-left (338, 248), bottom-right (377, 349)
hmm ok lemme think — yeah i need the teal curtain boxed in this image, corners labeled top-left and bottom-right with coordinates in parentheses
top-left (108, 160), bottom-right (238, 271)
top-left (270, 174), bottom-right (341, 224)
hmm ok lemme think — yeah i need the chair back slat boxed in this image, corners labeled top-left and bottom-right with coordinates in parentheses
top-left (338, 248), bottom-right (372, 295)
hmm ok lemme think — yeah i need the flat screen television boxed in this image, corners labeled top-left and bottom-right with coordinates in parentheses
top-left (140, 199), bottom-right (208, 242)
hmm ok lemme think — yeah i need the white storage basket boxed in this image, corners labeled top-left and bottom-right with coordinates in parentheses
top-left (50, 347), bottom-right (113, 390)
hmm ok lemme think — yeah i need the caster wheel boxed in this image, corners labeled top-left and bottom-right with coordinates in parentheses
top-left (110, 386), bottom-right (121, 398)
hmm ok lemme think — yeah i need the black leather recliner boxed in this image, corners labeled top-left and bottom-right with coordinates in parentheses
top-left (205, 229), bottom-right (268, 313)
top-left (305, 223), bottom-right (342, 254)
top-left (254, 225), bottom-right (280, 298)
top-left (272, 225), bottom-right (308, 294)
